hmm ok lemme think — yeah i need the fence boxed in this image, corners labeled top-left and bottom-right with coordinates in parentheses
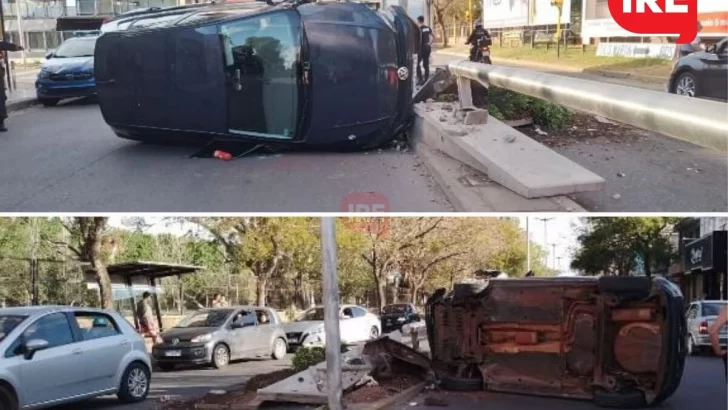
top-left (447, 61), bottom-right (728, 152)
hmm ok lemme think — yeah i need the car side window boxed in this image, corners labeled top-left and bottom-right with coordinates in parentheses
top-left (5, 313), bottom-right (75, 357)
top-left (351, 307), bottom-right (367, 318)
top-left (255, 309), bottom-right (272, 325)
top-left (73, 312), bottom-right (121, 341)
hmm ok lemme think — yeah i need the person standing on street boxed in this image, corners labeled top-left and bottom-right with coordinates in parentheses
top-left (211, 293), bottom-right (223, 308)
top-left (416, 16), bottom-right (434, 86)
top-left (0, 36), bottom-right (24, 132)
top-left (219, 295), bottom-right (229, 307)
top-left (136, 291), bottom-right (162, 344)
top-left (709, 304), bottom-right (728, 378)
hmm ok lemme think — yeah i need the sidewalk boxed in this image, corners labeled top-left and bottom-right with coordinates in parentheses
top-left (6, 87), bottom-right (37, 112)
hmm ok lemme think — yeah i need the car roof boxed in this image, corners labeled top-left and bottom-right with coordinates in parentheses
top-left (0, 305), bottom-right (111, 317)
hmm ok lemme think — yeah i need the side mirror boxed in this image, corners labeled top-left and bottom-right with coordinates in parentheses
top-left (45, 52), bottom-right (53, 60)
top-left (24, 339), bottom-right (49, 360)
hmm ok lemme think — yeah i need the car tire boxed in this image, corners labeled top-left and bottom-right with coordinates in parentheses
top-left (597, 277), bottom-right (651, 300)
top-left (673, 71), bottom-right (700, 98)
top-left (39, 98), bottom-right (59, 107)
top-left (212, 344), bottom-right (230, 369)
top-left (157, 363), bottom-right (176, 372)
top-left (271, 338), bottom-right (287, 360)
top-left (0, 384), bottom-right (18, 410)
top-left (369, 326), bottom-right (380, 340)
top-left (117, 362), bottom-right (151, 404)
top-left (439, 374), bottom-right (483, 391)
top-left (594, 389), bottom-right (646, 409)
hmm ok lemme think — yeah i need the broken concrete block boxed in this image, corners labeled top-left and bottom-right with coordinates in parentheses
top-left (463, 109), bottom-right (489, 125)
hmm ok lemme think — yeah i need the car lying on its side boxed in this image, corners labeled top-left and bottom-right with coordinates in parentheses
top-left (94, 0), bottom-right (417, 149)
top-left (35, 35), bottom-right (99, 106)
top-left (426, 276), bottom-right (686, 408)
top-left (380, 303), bottom-right (421, 333)
top-left (151, 306), bottom-right (287, 371)
top-left (0, 306), bottom-right (151, 410)
top-left (284, 305), bottom-right (381, 350)
top-left (668, 36), bottom-right (727, 101)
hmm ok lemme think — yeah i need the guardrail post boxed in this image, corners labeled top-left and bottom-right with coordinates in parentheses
top-left (456, 76), bottom-right (474, 110)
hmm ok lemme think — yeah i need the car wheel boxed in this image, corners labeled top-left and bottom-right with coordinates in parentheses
top-left (369, 326), bottom-right (380, 340)
top-left (157, 363), bottom-right (176, 372)
top-left (212, 344), bottom-right (230, 369)
top-left (594, 389), bottom-right (646, 408)
top-left (674, 72), bottom-right (699, 98)
top-left (271, 338), bottom-right (287, 360)
top-left (117, 362), bottom-right (151, 404)
top-left (439, 374), bottom-right (483, 391)
top-left (39, 98), bottom-right (59, 107)
top-left (0, 384), bottom-right (18, 410)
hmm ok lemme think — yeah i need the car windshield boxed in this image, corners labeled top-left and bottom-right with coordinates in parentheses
top-left (382, 304), bottom-right (408, 314)
top-left (297, 308), bottom-right (324, 322)
top-left (0, 315), bottom-right (28, 343)
top-left (175, 310), bottom-right (232, 328)
top-left (703, 302), bottom-right (727, 317)
top-left (54, 38), bottom-right (97, 58)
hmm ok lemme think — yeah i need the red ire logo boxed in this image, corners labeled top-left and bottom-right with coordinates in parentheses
top-left (608, 0), bottom-right (697, 43)
top-left (340, 192), bottom-right (390, 237)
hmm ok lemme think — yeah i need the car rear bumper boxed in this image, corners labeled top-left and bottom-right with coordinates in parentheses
top-left (694, 334), bottom-right (728, 347)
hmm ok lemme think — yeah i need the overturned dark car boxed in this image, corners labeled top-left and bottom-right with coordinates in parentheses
top-left (94, 0), bottom-right (417, 149)
top-left (425, 276), bottom-right (686, 408)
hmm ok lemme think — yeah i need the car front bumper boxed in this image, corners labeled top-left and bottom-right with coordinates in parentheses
top-left (286, 332), bottom-right (325, 349)
top-left (36, 78), bottom-right (96, 100)
top-left (151, 342), bottom-right (213, 365)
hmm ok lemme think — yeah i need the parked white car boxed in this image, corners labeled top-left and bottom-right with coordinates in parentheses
top-left (0, 306), bottom-right (152, 410)
top-left (284, 305), bottom-right (381, 350)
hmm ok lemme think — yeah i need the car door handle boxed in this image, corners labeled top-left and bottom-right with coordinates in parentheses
top-left (72, 348), bottom-right (83, 355)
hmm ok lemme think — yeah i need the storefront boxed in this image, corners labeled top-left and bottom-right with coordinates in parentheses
top-left (685, 231), bottom-right (727, 301)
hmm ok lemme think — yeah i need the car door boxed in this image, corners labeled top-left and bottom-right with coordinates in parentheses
top-left (349, 306), bottom-right (372, 341)
top-left (254, 309), bottom-right (276, 354)
top-left (68, 311), bottom-right (130, 392)
top-left (8, 312), bottom-right (86, 406)
top-left (339, 307), bottom-right (359, 343)
top-left (712, 39), bottom-right (728, 101)
top-left (228, 310), bottom-right (262, 358)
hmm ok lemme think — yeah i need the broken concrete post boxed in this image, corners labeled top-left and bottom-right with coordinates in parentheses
top-left (454, 108), bottom-right (489, 125)
top-left (456, 77), bottom-right (474, 110)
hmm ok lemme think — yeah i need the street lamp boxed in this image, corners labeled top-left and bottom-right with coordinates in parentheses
top-left (536, 217), bottom-right (553, 266)
top-left (320, 217), bottom-right (342, 410)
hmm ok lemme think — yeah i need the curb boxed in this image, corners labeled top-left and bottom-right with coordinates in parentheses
top-left (8, 97), bottom-right (38, 113)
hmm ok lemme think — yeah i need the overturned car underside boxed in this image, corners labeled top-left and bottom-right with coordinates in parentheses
top-left (425, 276), bottom-right (686, 408)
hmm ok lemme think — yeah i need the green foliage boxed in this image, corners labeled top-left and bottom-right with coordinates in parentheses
top-left (572, 217), bottom-right (679, 277)
top-left (488, 87), bottom-right (572, 130)
top-left (291, 344), bottom-right (349, 372)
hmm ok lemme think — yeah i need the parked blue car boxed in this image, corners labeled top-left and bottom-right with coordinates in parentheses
top-left (36, 35), bottom-right (98, 106)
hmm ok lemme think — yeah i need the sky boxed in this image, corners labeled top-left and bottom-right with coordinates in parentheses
top-left (108, 216), bottom-right (584, 275)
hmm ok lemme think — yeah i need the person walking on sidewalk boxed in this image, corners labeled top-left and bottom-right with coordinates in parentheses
top-left (416, 16), bottom-right (434, 86)
top-left (0, 36), bottom-right (24, 132)
top-left (709, 303), bottom-right (728, 378)
top-left (136, 291), bottom-right (163, 344)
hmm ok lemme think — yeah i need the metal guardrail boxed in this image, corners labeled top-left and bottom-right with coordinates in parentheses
top-left (448, 60), bottom-right (728, 152)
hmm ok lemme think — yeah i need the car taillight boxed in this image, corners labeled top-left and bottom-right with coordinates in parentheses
top-left (699, 321), bottom-right (709, 334)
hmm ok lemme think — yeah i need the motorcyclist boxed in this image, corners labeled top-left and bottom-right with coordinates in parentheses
top-left (465, 21), bottom-right (491, 62)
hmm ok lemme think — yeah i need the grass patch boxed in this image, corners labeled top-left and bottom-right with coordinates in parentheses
top-left (442, 43), bottom-right (671, 75)
top-left (488, 87), bottom-right (572, 130)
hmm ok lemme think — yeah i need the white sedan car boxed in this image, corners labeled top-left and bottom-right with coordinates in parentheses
top-left (284, 305), bottom-right (381, 350)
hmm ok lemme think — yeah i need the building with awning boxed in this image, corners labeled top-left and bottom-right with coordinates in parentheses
top-left (672, 218), bottom-right (728, 303)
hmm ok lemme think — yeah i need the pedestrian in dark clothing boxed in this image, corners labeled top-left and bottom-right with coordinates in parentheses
top-left (416, 16), bottom-right (434, 86)
top-left (0, 38), bottom-right (24, 132)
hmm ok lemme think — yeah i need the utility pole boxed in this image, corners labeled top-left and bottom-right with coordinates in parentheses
top-left (320, 217), bottom-right (343, 410)
top-left (15, 0), bottom-right (25, 66)
top-left (556, 256), bottom-right (563, 271)
top-left (550, 243), bottom-right (557, 271)
top-left (526, 217), bottom-right (531, 272)
top-left (536, 218), bottom-right (553, 266)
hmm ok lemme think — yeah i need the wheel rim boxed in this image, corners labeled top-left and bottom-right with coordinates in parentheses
top-left (676, 75), bottom-right (695, 97)
top-left (370, 327), bottom-right (379, 339)
top-left (215, 347), bottom-right (229, 366)
top-left (127, 368), bottom-right (148, 398)
top-left (274, 339), bottom-right (286, 358)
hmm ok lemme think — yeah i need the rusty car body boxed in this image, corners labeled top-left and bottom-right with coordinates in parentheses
top-left (425, 276), bottom-right (686, 408)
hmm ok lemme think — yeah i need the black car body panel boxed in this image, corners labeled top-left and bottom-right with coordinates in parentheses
top-left (380, 303), bottom-right (421, 333)
top-left (668, 36), bottom-right (728, 101)
top-left (94, 0), bottom-right (417, 148)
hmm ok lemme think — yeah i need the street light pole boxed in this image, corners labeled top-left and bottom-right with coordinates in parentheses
top-left (526, 217), bottom-right (531, 272)
top-left (536, 218), bottom-right (553, 266)
top-left (550, 243), bottom-right (557, 271)
top-left (320, 217), bottom-right (343, 410)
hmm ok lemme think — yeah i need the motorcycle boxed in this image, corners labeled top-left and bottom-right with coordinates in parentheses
top-left (468, 38), bottom-right (493, 64)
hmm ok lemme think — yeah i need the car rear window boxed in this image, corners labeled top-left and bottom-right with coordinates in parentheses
top-left (703, 303), bottom-right (727, 317)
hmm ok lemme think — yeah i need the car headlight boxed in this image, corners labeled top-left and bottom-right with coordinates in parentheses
top-left (397, 317), bottom-right (406, 322)
top-left (38, 70), bottom-right (50, 79)
top-left (191, 334), bottom-right (212, 343)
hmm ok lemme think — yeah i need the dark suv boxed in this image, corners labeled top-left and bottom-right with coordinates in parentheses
top-left (94, 0), bottom-right (417, 149)
top-left (380, 303), bottom-right (421, 333)
top-left (426, 276), bottom-right (686, 408)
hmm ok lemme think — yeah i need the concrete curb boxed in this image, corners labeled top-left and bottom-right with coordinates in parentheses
top-left (7, 97), bottom-right (38, 113)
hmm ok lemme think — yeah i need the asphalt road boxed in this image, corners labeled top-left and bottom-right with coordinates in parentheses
top-left (50, 356), bottom-right (297, 410)
top-left (1, 99), bottom-right (451, 212)
top-left (432, 54), bottom-right (728, 212)
top-left (396, 356), bottom-right (728, 410)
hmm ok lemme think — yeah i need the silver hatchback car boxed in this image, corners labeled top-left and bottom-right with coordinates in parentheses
top-left (0, 306), bottom-right (152, 410)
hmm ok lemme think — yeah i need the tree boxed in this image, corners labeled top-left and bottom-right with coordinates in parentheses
top-left (572, 217), bottom-right (679, 277)
top-left (60, 217), bottom-right (113, 309)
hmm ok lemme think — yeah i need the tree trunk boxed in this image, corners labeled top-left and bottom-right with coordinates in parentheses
top-left (410, 283), bottom-right (422, 305)
top-left (434, 9), bottom-right (448, 47)
top-left (377, 281), bottom-right (387, 310)
top-left (256, 277), bottom-right (267, 306)
top-left (93, 261), bottom-right (113, 310)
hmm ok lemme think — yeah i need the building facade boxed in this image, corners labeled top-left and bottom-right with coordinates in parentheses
top-left (671, 217), bottom-right (728, 304)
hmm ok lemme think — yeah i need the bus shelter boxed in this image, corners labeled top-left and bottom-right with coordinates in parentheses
top-left (87, 261), bottom-right (204, 332)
